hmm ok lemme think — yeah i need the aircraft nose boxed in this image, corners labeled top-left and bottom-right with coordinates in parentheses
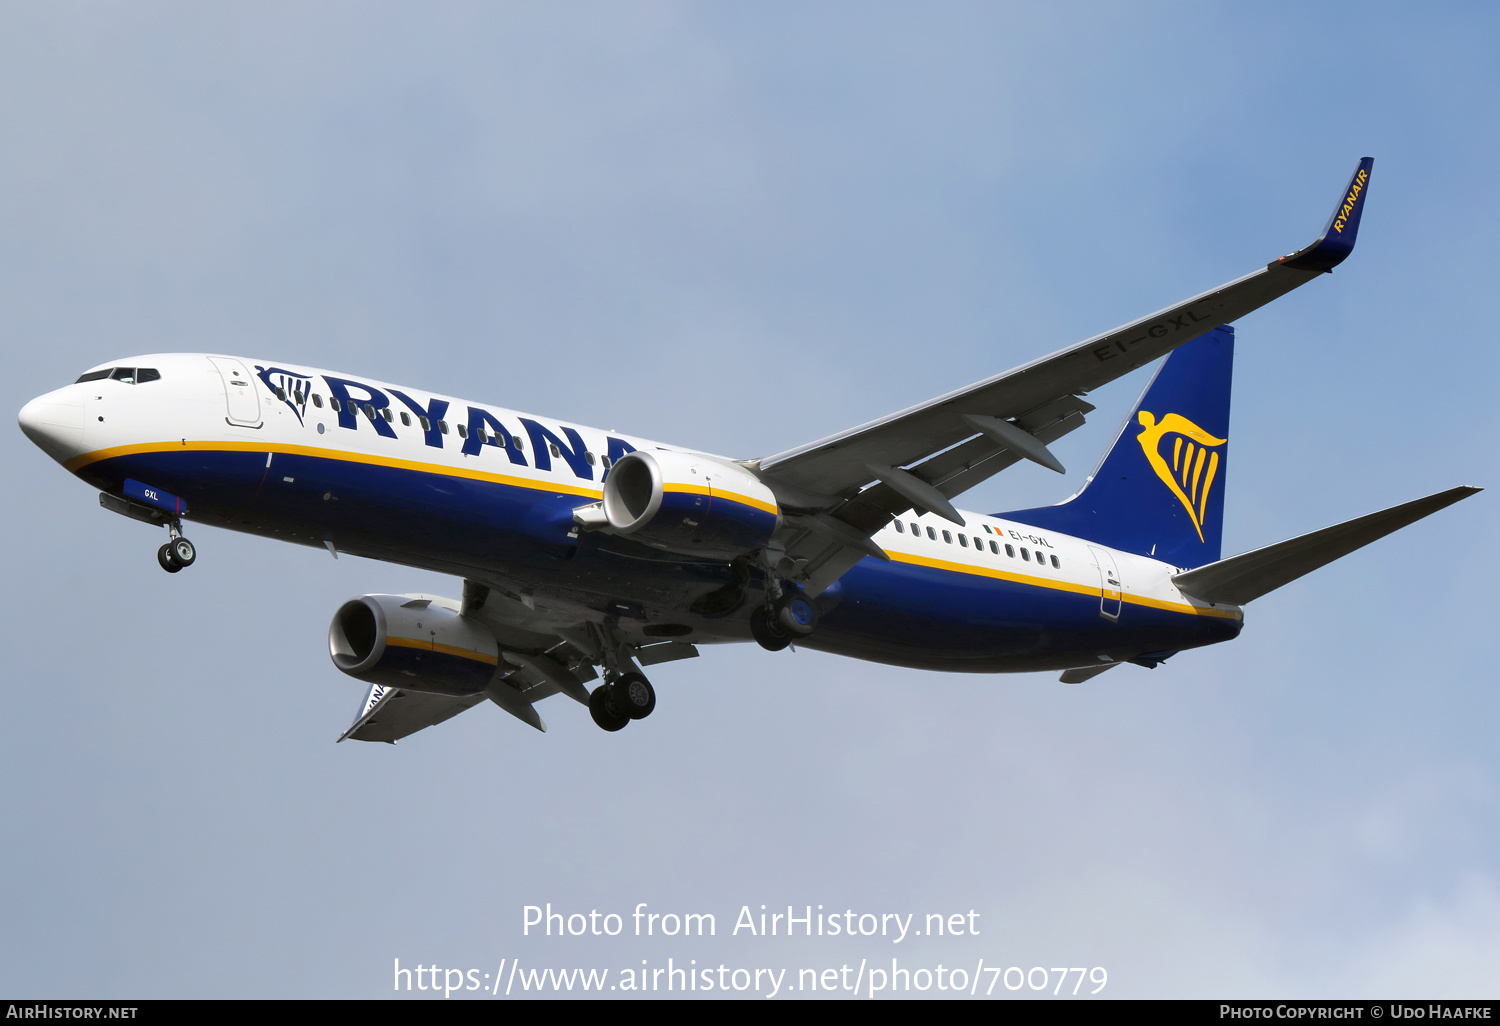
top-left (18, 389), bottom-right (85, 464)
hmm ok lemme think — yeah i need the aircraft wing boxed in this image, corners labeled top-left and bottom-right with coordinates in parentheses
top-left (338, 683), bottom-right (487, 744)
top-left (755, 159), bottom-right (1373, 594)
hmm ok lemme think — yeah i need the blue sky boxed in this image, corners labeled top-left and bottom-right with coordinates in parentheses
top-left (2, 2), bottom-right (1496, 998)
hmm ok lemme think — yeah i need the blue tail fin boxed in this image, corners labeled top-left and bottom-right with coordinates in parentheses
top-left (1000, 326), bottom-right (1234, 568)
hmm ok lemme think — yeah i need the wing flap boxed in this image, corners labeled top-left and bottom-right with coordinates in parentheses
top-left (779, 399), bottom-right (1094, 595)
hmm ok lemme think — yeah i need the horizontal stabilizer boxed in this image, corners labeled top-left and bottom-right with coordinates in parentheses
top-left (1172, 486), bottom-right (1480, 606)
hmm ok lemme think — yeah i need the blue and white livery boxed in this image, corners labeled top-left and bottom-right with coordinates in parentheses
top-left (17, 158), bottom-right (1479, 740)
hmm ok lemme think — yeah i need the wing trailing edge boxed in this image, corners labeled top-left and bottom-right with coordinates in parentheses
top-left (1170, 485), bottom-right (1479, 607)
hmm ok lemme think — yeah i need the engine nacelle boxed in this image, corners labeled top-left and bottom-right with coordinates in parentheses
top-left (602, 449), bottom-right (779, 559)
top-left (328, 593), bottom-right (499, 697)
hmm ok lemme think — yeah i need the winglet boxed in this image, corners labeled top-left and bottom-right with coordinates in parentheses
top-left (1273, 157), bottom-right (1373, 273)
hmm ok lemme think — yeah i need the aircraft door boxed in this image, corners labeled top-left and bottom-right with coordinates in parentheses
top-left (1088, 545), bottom-right (1123, 620)
top-left (209, 357), bottom-right (263, 428)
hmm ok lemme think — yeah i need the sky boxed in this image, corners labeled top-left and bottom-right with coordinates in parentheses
top-left (2, 1), bottom-right (1497, 1000)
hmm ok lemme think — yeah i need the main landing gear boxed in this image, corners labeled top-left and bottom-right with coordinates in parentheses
top-left (589, 671), bottom-right (657, 732)
top-left (751, 586), bottom-right (818, 652)
top-left (157, 521), bottom-right (197, 574)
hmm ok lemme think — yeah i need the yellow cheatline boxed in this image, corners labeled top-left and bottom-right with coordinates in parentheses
top-left (71, 441), bottom-right (1238, 621)
top-left (662, 482), bottom-right (779, 516)
top-left (712, 490), bottom-right (779, 516)
top-left (887, 550), bottom-right (1241, 620)
top-left (386, 636), bottom-right (500, 666)
top-left (65, 440), bottom-right (605, 500)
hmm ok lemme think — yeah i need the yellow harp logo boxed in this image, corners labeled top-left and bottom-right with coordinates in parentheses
top-left (1135, 411), bottom-right (1226, 542)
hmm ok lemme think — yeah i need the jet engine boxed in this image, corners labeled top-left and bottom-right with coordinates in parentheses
top-left (328, 593), bottom-right (499, 697)
top-left (601, 449), bottom-right (779, 559)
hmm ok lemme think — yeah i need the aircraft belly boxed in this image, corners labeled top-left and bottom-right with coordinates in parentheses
top-left (77, 444), bottom-right (1241, 671)
top-left (804, 558), bottom-right (1240, 672)
top-left (78, 445), bottom-right (736, 612)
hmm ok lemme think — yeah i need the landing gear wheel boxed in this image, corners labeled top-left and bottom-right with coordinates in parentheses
top-left (170, 537), bottom-right (196, 567)
top-left (775, 590), bottom-right (818, 636)
top-left (157, 544), bottom-right (182, 574)
top-left (612, 672), bottom-right (656, 720)
top-left (750, 606), bottom-right (792, 652)
top-left (589, 684), bottom-right (630, 732)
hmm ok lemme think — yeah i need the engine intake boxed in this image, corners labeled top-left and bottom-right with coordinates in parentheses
top-left (329, 593), bottom-right (499, 697)
top-left (601, 449), bottom-right (778, 559)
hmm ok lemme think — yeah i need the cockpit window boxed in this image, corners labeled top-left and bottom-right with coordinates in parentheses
top-left (74, 367), bottom-right (160, 384)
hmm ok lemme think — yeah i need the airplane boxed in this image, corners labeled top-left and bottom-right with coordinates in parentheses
top-left (16, 157), bottom-right (1480, 742)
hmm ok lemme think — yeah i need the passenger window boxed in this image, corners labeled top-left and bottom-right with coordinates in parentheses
top-left (331, 398), bottom-right (341, 412)
top-left (910, 522), bottom-right (919, 535)
top-left (292, 389), bottom-right (303, 403)
top-left (894, 521), bottom-right (904, 534)
top-left (942, 530), bottom-right (952, 544)
top-left (513, 434), bottom-right (525, 449)
top-left (958, 535), bottom-right (968, 547)
top-left (136, 368), bottom-right (161, 383)
top-left (1050, 555), bottom-right (1061, 568)
top-left (989, 540), bottom-right (999, 554)
top-left (74, 369), bottom-right (113, 383)
top-left (276, 387), bottom-right (287, 400)
top-left (457, 424), bottom-right (468, 439)
top-left (419, 416), bottom-right (430, 430)
top-left (400, 412), bottom-right (411, 426)
top-left (383, 408), bottom-right (393, 422)
top-left (602, 456), bottom-right (612, 469)
top-left (550, 443), bottom-right (561, 458)
top-left (438, 420), bottom-right (448, 434)
top-left (926, 527), bottom-right (936, 541)
top-left (312, 395), bottom-right (323, 408)
top-left (1005, 544), bottom-right (1015, 558)
top-left (1021, 548), bottom-right (1030, 561)
top-left (586, 451), bottom-right (596, 465)
top-left (972, 536), bottom-right (982, 548)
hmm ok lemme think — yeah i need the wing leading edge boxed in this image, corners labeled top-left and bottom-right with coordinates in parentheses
top-left (753, 159), bottom-right (1374, 594)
